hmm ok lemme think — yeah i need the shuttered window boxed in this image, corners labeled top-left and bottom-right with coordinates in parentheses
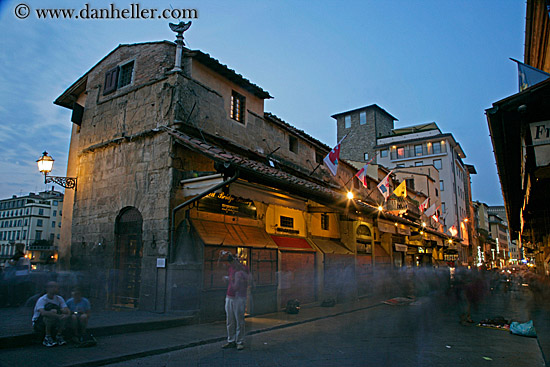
top-left (103, 66), bottom-right (119, 95)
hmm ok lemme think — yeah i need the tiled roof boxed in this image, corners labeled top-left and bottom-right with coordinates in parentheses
top-left (264, 113), bottom-right (331, 152)
top-left (161, 126), bottom-right (342, 203)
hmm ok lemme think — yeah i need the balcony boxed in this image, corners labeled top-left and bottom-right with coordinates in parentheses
top-left (390, 144), bottom-right (447, 161)
top-left (385, 196), bottom-right (421, 220)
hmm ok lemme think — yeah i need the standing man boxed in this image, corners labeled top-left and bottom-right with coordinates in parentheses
top-left (32, 281), bottom-right (70, 347)
top-left (222, 253), bottom-right (250, 351)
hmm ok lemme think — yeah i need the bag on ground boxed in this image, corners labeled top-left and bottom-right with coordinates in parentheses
top-left (510, 320), bottom-right (537, 337)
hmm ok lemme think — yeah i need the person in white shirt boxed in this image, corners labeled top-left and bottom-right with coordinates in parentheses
top-left (32, 281), bottom-right (70, 347)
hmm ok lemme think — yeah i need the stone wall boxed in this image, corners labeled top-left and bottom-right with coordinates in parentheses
top-left (336, 107), bottom-right (394, 163)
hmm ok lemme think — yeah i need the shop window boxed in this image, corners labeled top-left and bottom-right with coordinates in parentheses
top-left (251, 248), bottom-right (277, 286)
top-left (280, 216), bottom-right (294, 228)
top-left (204, 246), bottom-right (237, 289)
top-left (321, 214), bottom-right (329, 230)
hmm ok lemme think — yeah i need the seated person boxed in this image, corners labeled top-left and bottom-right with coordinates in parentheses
top-left (66, 287), bottom-right (91, 342)
top-left (32, 281), bottom-right (70, 347)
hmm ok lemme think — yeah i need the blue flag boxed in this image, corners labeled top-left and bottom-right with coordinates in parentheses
top-left (511, 58), bottom-right (550, 91)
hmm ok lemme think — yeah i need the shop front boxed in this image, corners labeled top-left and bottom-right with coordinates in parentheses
top-left (310, 237), bottom-right (355, 302)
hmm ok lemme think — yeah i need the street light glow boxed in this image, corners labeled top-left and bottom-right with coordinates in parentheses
top-left (377, 205), bottom-right (383, 211)
top-left (37, 151), bottom-right (54, 174)
top-left (347, 191), bottom-right (354, 200)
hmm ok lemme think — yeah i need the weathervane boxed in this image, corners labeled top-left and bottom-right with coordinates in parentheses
top-left (169, 21), bottom-right (192, 71)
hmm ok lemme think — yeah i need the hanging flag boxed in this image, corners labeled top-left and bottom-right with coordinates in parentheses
top-left (419, 198), bottom-right (429, 212)
top-left (425, 204), bottom-right (436, 217)
top-left (355, 163), bottom-right (369, 188)
top-left (511, 58), bottom-right (550, 91)
top-left (377, 171), bottom-right (392, 201)
top-left (431, 206), bottom-right (441, 222)
top-left (323, 135), bottom-right (347, 176)
top-left (449, 225), bottom-right (458, 237)
top-left (393, 181), bottom-right (407, 198)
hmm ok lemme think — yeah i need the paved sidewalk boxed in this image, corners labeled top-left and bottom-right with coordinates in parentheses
top-left (0, 295), bottom-right (386, 367)
top-left (1, 288), bottom-right (549, 367)
top-left (0, 306), bottom-right (196, 349)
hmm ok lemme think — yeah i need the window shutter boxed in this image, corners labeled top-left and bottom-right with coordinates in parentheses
top-left (103, 66), bottom-right (119, 95)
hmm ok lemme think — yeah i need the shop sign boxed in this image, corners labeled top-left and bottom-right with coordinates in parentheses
top-left (378, 219), bottom-right (396, 234)
top-left (530, 121), bottom-right (550, 167)
top-left (394, 244), bottom-right (408, 252)
top-left (198, 192), bottom-right (257, 218)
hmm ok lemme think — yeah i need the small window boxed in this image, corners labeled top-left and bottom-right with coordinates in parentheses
top-left (50, 233), bottom-right (55, 242)
top-left (321, 213), bottom-right (329, 230)
top-left (289, 136), bottom-right (298, 154)
top-left (103, 66), bottom-right (119, 95)
top-left (360, 112), bottom-right (366, 125)
top-left (441, 202), bottom-right (446, 212)
top-left (38, 208), bottom-right (44, 215)
top-left (344, 115), bottom-right (351, 128)
top-left (53, 210), bottom-right (57, 217)
top-left (415, 144), bottom-right (423, 156)
top-left (52, 221), bottom-right (56, 228)
top-left (433, 141), bottom-right (442, 154)
top-left (53, 201), bottom-right (58, 206)
top-left (433, 159), bottom-right (442, 170)
top-left (37, 219), bottom-right (43, 227)
top-left (231, 91), bottom-right (246, 123)
top-left (397, 147), bottom-right (405, 158)
top-left (280, 216), bottom-right (294, 228)
top-left (36, 230), bottom-right (42, 240)
top-left (435, 188), bottom-right (438, 197)
top-left (364, 152), bottom-right (369, 161)
top-left (118, 61), bottom-right (134, 88)
top-left (405, 178), bottom-right (415, 190)
top-left (415, 161), bottom-right (423, 166)
top-left (380, 149), bottom-right (388, 158)
top-left (440, 180), bottom-right (444, 191)
top-left (396, 164), bottom-right (405, 168)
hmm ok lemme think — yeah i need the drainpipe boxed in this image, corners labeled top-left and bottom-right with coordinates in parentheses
top-left (170, 169), bottom-right (239, 257)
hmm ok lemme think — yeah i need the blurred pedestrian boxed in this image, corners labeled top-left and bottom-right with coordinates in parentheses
top-left (221, 252), bottom-right (250, 351)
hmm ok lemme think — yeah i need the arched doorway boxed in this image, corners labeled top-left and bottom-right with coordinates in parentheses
top-left (113, 207), bottom-right (143, 308)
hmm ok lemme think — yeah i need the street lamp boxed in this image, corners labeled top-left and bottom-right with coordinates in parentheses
top-left (36, 151), bottom-right (77, 189)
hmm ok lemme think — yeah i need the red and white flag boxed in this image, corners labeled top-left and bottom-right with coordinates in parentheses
top-left (419, 198), bottom-right (430, 212)
top-left (355, 163), bottom-right (369, 187)
top-left (323, 135), bottom-right (347, 176)
top-left (449, 225), bottom-right (458, 237)
top-left (377, 171), bottom-right (392, 201)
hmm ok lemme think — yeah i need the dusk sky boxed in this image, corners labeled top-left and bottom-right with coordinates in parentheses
top-left (0, 0), bottom-right (525, 205)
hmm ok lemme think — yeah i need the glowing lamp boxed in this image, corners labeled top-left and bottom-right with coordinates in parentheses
top-left (37, 151), bottom-right (54, 174)
top-left (347, 191), bottom-right (354, 200)
top-left (377, 205), bottom-right (383, 212)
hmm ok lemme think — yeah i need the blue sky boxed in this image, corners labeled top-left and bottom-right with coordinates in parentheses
top-left (0, 0), bottom-right (524, 205)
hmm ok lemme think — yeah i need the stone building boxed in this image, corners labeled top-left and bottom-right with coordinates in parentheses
top-left (0, 189), bottom-right (63, 268)
top-left (332, 104), bottom-right (397, 163)
top-left (54, 33), bottom-right (454, 317)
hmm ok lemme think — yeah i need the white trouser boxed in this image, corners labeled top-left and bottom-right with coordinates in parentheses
top-left (225, 296), bottom-right (246, 344)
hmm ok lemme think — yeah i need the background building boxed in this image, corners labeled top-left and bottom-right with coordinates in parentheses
top-left (0, 189), bottom-right (63, 268)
